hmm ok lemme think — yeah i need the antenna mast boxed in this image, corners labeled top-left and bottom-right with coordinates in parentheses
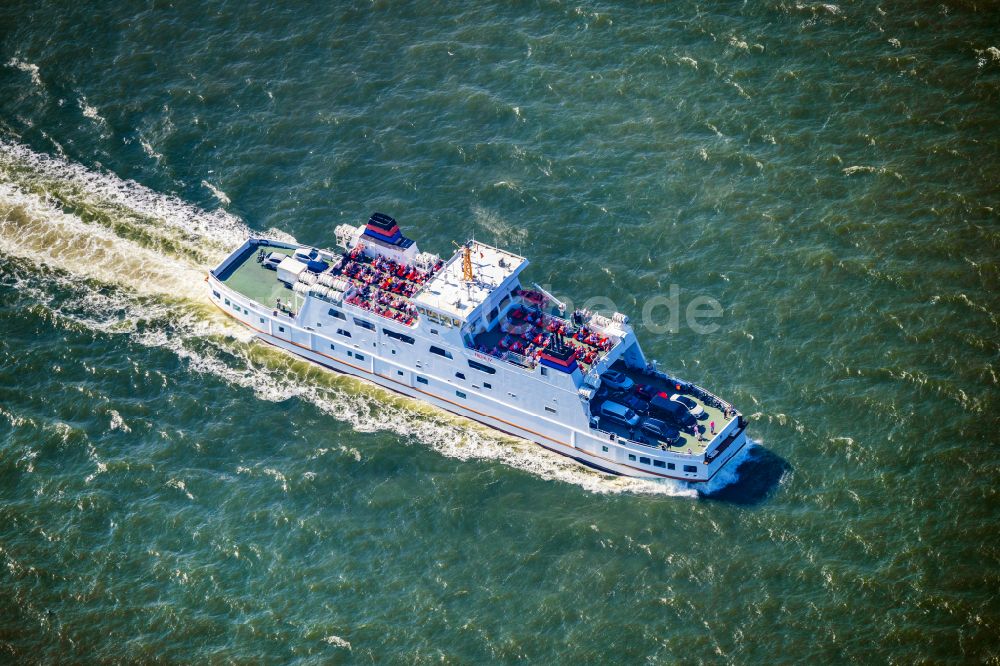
top-left (452, 241), bottom-right (474, 282)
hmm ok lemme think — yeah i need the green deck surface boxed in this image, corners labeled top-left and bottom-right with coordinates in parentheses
top-left (221, 246), bottom-right (295, 310)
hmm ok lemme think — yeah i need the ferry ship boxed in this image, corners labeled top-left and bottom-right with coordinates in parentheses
top-left (207, 213), bottom-right (749, 483)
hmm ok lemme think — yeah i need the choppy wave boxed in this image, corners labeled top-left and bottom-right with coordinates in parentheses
top-left (6, 58), bottom-right (43, 88)
top-left (201, 180), bottom-right (231, 206)
top-left (0, 141), bottom-right (736, 497)
top-left (77, 96), bottom-right (106, 125)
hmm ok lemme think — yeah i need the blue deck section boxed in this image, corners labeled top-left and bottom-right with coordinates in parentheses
top-left (362, 227), bottom-right (404, 244)
top-left (539, 357), bottom-right (579, 373)
top-left (363, 230), bottom-right (415, 249)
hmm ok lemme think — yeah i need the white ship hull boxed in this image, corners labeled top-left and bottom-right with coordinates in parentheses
top-left (207, 228), bottom-right (747, 484)
top-left (207, 232), bottom-right (750, 484)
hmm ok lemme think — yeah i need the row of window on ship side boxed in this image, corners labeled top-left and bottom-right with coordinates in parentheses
top-left (217, 292), bottom-right (575, 416)
top-left (218, 289), bottom-right (699, 476)
top-left (600, 442), bottom-right (699, 473)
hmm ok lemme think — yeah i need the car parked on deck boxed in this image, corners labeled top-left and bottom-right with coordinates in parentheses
top-left (640, 417), bottom-right (680, 445)
top-left (601, 370), bottom-right (634, 391)
top-left (649, 392), bottom-right (697, 429)
top-left (670, 393), bottom-right (705, 419)
top-left (600, 400), bottom-right (641, 427)
top-left (632, 383), bottom-right (656, 400)
top-left (615, 392), bottom-right (650, 415)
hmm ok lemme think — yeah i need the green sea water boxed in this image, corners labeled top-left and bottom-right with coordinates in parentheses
top-left (1, 1), bottom-right (998, 662)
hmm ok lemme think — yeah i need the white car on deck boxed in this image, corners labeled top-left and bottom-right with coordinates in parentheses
top-left (601, 370), bottom-right (634, 391)
top-left (670, 393), bottom-right (705, 419)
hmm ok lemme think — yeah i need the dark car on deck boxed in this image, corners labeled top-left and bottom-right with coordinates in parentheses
top-left (601, 370), bottom-right (634, 391)
top-left (640, 417), bottom-right (680, 445)
top-left (615, 393), bottom-right (650, 415)
top-left (632, 383), bottom-right (656, 400)
top-left (649, 392), bottom-right (697, 429)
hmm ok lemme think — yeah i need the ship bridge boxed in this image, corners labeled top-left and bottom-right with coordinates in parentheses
top-left (412, 241), bottom-right (526, 323)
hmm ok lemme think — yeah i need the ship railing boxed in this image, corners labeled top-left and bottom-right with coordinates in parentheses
top-left (585, 313), bottom-right (624, 339)
top-left (550, 308), bottom-right (623, 347)
top-left (630, 439), bottom-right (702, 456)
top-left (512, 300), bottom-right (573, 329)
top-left (340, 294), bottom-right (420, 328)
top-left (631, 439), bottom-right (675, 452)
top-left (502, 350), bottom-right (536, 368)
top-left (588, 423), bottom-right (701, 457)
top-left (648, 366), bottom-right (737, 417)
top-left (704, 425), bottom-right (744, 463)
top-left (590, 426), bottom-right (619, 442)
top-left (307, 289), bottom-right (345, 306)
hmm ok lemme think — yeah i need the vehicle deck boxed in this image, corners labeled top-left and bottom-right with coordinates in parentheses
top-left (591, 362), bottom-right (736, 455)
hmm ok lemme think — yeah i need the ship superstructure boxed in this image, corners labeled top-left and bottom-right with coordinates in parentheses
top-left (208, 214), bottom-right (749, 482)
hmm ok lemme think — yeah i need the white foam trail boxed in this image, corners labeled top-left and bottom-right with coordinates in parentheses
top-left (0, 141), bottom-right (726, 497)
top-left (0, 139), bottom-right (256, 253)
top-left (0, 181), bottom-right (207, 301)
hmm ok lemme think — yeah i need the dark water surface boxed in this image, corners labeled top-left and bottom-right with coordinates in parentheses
top-left (1, 1), bottom-right (998, 662)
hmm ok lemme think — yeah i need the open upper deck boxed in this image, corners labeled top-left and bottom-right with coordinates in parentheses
top-left (412, 241), bottom-right (526, 321)
top-left (214, 235), bottom-right (440, 327)
top-left (215, 242), bottom-right (296, 310)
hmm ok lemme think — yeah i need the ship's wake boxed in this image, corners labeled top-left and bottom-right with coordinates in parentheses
top-left (0, 141), bottom-right (748, 498)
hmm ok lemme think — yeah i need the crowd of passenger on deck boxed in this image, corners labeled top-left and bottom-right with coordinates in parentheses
top-left (291, 248), bottom-right (618, 353)
top-left (334, 248), bottom-right (443, 325)
top-left (339, 247), bottom-right (441, 298)
top-left (473, 303), bottom-right (616, 370)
